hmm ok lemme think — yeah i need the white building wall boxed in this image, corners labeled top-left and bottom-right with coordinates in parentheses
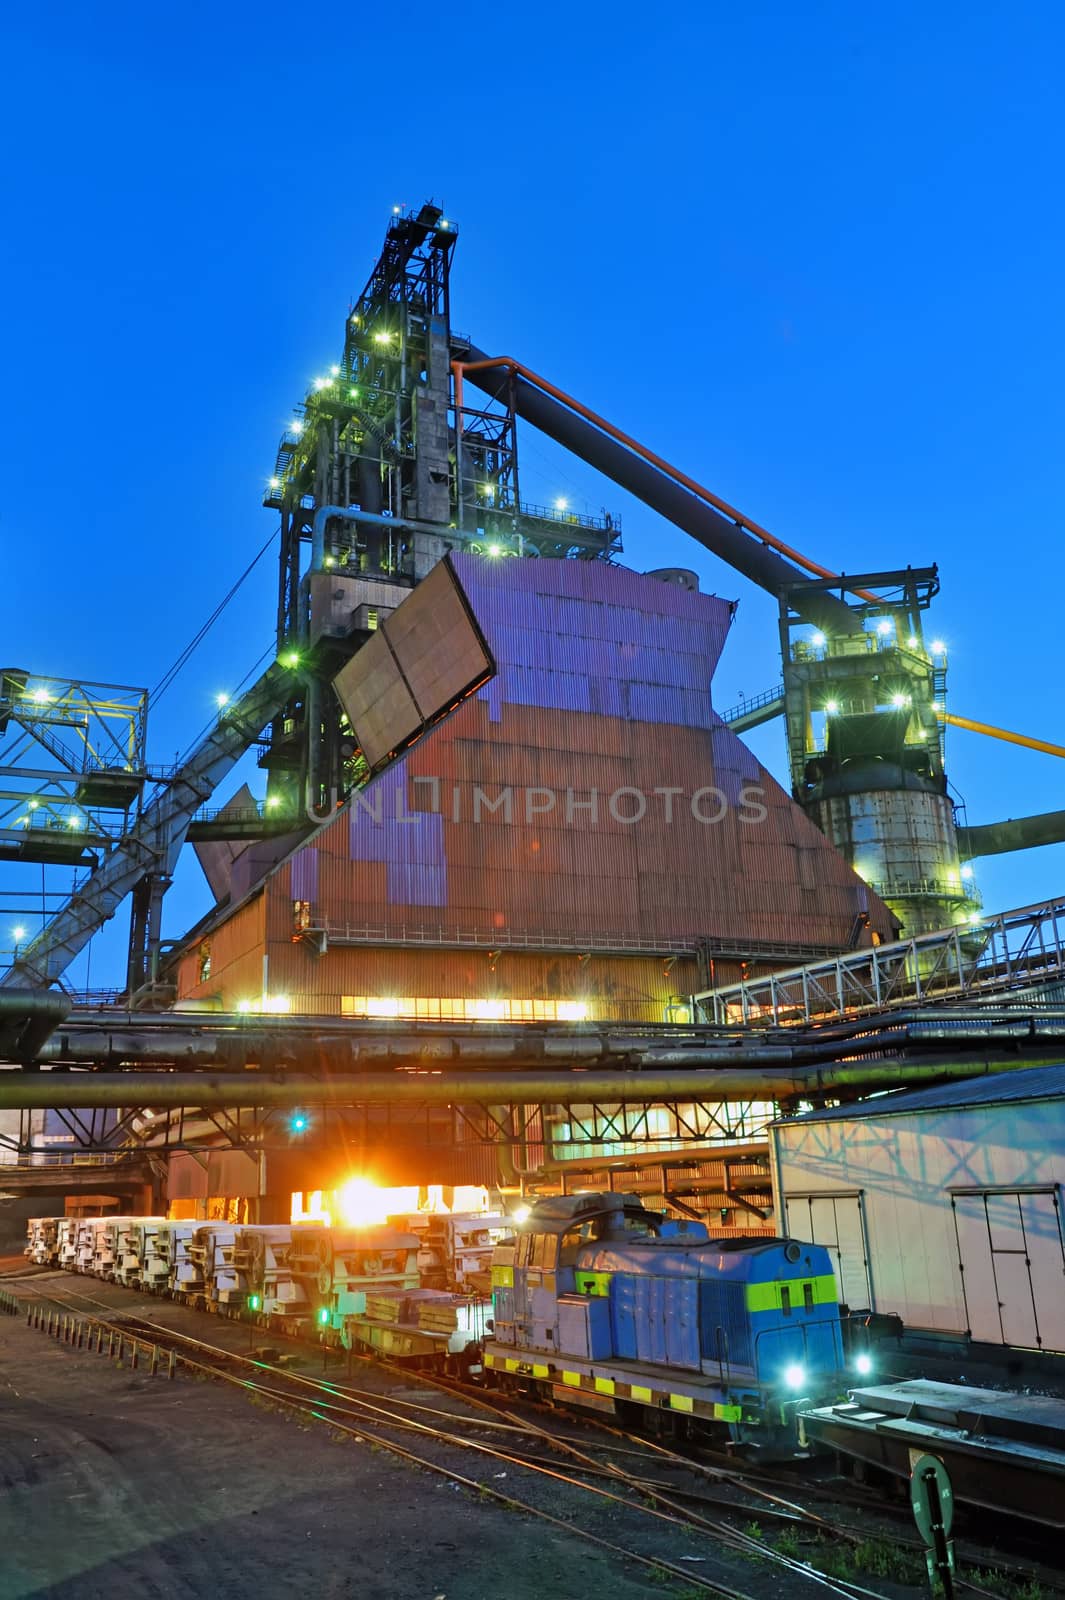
top-left (771, 1099), bottom-right (1065, 1347)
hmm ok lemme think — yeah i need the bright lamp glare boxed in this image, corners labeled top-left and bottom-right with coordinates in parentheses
top-left (811, 632), bottom-right (826, 648)
top-left (512, 1204), bottom-right (531, 1224)
top-left (931, 640), bottom-right (946, 655)
top-left (854, 1353), bottom-right (873, 1376)
top-left (824, 700), bottom-right (839, 715)
top-left (337, 1177), bottom-right (391, 1227)
top-left (12, 926), bottom-right (26, 941)
top-left (783, 1363), bottom-right (806, 1391)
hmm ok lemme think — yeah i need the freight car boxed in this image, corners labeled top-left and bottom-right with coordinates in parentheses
top-left (484, 1192), bottom-right (850, 1451)
top-left (24, 1216), bottom-right (60, 1266)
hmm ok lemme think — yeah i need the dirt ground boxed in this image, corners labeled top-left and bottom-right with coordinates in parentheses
top-left (1, 1309), bottom-right (685, 1600)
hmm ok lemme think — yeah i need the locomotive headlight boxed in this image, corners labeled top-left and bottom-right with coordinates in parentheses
top-left (783, 1363), bottom-right (806, 1391)
top-left (854, 1352), bottom-right (873, 1377)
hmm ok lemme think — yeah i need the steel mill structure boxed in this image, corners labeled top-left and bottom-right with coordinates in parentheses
top-left (1, 199), bottom-right (1064, 1236)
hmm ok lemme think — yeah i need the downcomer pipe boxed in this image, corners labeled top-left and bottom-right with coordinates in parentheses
top-left (0, 1056), bottom-right (1037, 1110)
top-left (459, 348), bottom-right (864, 637)
top-left (0, 989), bottom-right (73, 1062)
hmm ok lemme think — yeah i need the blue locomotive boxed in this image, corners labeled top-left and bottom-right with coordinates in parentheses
top-left (483, 1192), bottom-right (846, 1451)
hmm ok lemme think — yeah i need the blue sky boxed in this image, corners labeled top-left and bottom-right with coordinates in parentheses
top-left (2, 2), bottom-right (1063, 987)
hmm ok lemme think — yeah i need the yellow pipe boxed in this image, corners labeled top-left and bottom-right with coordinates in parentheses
top-left (936, 709), bottom-right (1065, 760)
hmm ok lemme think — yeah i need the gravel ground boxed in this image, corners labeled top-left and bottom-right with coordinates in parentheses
top-left (0, 1272), bottom-right (1055, 1600)
top-left (1, 1309), bottom-right (698, 1600)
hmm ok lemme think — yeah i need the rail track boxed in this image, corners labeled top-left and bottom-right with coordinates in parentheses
top-left (7, 1271), bottom-right (1060, 1600)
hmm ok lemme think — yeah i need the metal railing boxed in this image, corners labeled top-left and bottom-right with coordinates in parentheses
top-left (298, 920), bottom-right (699, 957)
top-left (859, 877), bottom-right (982, 907)
top-left (0, 1150), bottom-right (149, 1171)
top-left (720, 683), bottom-right (785, 725)
top-left (693, 896), bottom-right (1065, 1026)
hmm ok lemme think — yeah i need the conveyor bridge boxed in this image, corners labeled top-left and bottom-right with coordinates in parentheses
top-left (695, 895), bottom-right (1065, 1025)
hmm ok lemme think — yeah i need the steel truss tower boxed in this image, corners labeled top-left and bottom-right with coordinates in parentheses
top-left (260, 202), bottom-right (620, 821)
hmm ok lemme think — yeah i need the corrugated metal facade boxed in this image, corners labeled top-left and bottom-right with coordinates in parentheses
top-left (251, 945), bottom-right (696, 1020)
top-left (175, 892), bottom-right (266, 1004)
top-left (772, 1081), bottom-right (1065, 1350)
top-left (178, 556), bottom-right (894, 1019)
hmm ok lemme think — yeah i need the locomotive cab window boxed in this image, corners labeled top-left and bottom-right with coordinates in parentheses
top-left (803, 1282), bottom-right (814, 1312)
top-left (780, 1285), bottom-right (792, 1316)
top-left (530, 1233), bottom-right (559, 1271)
top-left (515, 1233), bottom-right (533, 1269)
top-left (559, 1228), bottom-right (584, 1266)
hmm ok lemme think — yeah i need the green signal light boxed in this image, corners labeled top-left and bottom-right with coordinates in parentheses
top-left (248, 1294), bottom-right (261, 1312)
top-left (318, 1307), bottom-right (330, 1327)
top-left (281, 650), bottom-right (300, 668)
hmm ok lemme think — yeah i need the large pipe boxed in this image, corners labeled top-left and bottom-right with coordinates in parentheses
top-left (458, 350), bottom-right (866, 636)
top-left (30, 1012), bottom-right (1064, 1069)
top-left (960, 810), bottom-right (1065, 860)
top-left (0, 1055), bottom-right (1042, 1110)
top-left (0, 989), bottom-right (73, 1062)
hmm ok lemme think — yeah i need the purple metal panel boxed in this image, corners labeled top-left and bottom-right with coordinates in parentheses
top-left (291, 846), bottom-right (318, 903)
top-left (455, 553), bottom-right (731, 730)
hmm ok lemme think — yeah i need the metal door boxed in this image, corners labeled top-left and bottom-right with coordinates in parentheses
top-left (985, 1193), bottom-right (1038, 1347)
top-left (785, 1193), bottom-right (870, 1309)
top-left (953, 1193), bottom-right (1003, 1343)
top-left (1020, 1191), bottom-right (1065, 1352)
top-left (953, 1189), bottom-right (1065, 1351)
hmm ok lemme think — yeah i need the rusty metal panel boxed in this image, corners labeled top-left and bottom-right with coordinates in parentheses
top-left (177, 895), bottom-right (265, 1005)
top-left (386, 557), bottom-right (492, 715)
top-left (193, 783), bottom-right (257, 903)
top-left (180, 556), bottom-right (897, 1007)
top-left (333, 559), bottom-right (491, 770)
top-left (334, 629), bottom-right (421, 768)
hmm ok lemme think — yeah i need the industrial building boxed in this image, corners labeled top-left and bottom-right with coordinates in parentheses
top-left (770, 1062), bottom-right (1065, 1355)
top-left (173, 554), bottom-right (895, 1024)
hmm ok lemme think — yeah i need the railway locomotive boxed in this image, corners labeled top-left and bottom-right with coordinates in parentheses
top-left (26, 1193), bottom-right (850, 1447)
top-left (485, 1192), bottom-right (846, 1449)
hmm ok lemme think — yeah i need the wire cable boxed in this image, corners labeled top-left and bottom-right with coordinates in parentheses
top-left (149, 530), bottom-right (279, 709)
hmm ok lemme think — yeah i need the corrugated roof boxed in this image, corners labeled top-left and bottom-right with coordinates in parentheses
top-left (782, 1062), bottom-right (1065, 1124)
